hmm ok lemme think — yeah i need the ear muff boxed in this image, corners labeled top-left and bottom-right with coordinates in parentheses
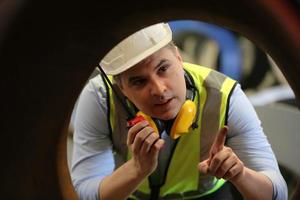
top-left (167, 70), bottom-right (198, 139)
top-left (170, 100), bottom-right (196, 139)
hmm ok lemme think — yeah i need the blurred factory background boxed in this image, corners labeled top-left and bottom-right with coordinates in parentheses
top-left (67, 20), bottom-right (300, 198)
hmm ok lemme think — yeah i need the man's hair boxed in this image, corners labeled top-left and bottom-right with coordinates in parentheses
top-left (165, 40), bottom-right (177, 52)
top-left (113, 41), bottom-right (177, 86)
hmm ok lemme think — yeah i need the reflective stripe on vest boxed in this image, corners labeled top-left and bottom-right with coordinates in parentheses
top-left (105, 62), bottom-right (237, 199)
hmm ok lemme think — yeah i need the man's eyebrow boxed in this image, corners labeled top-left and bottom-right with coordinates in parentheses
top-left (154, 59), bottom-right (168, 70)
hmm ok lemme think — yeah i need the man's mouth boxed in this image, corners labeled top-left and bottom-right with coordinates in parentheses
top-left (154, 98), bottom-right (174, 106)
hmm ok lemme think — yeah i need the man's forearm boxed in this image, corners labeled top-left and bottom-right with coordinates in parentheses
top-left (230, 167), bottom-right (273, 200)
top-left (99, 159), bottom-right (147, 200)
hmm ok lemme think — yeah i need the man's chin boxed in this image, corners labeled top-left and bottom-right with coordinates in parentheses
top-left (153, 111), bottom-right (178, 121)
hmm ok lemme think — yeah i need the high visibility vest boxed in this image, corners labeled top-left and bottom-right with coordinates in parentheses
top-left (103, 62), bottom-right (237, 199)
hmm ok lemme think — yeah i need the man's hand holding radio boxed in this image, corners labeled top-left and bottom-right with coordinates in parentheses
top-left (127, 120), bottom-right (165, 177)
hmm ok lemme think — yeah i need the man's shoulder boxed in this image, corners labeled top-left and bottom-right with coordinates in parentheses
top-left (183, 62), bottom-right (217, 77)
top-left (183, 62), bottom-right (210, 71)
top-left (78, 74), bottom-right (108, 101)
top-left (88, 74), bottom-right (104, 89)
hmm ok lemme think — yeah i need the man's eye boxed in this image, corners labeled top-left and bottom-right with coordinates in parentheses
top-left (159, 65), bottom-right (169, 73)
top-left (131, 79), bottom-right (145, 86)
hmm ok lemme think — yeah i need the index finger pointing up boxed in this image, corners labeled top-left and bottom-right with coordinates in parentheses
top-left (210, 126), bottom-right (228, 157)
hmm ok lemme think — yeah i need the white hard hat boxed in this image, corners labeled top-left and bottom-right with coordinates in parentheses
top-left (100, 23), bottom-right (172, 75)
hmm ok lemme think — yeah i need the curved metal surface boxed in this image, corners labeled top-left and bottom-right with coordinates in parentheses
top-left (0, 0), bottom-right (299, 199)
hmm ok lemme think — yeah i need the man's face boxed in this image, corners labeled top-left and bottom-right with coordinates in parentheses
top-left (119, 46), bottom-right (186, 120)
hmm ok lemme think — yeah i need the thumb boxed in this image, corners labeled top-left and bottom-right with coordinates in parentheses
top-left (210, 126), bottom-right (228, 158)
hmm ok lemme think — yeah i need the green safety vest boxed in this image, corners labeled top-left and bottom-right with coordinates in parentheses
top-left (103, 62), bottom-right (237, 199)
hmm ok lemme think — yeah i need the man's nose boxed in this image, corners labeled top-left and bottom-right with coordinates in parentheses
top-left (150, 78), bottom-right (166, 96)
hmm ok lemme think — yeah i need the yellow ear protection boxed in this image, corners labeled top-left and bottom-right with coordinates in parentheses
top-left (99, 66), bottom-right (199, 139)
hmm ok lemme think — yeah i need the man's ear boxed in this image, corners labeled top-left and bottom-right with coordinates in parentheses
top-left (114, 75), bottom-right (123, 89)
top-left (175, 46), bottom-right (183, 62)
top-left (118, 82), bottom-right (129, 98)
top-left (113, 76), bottom-right (128, 97)
top-left (119, 87), bottom-right (128, 97)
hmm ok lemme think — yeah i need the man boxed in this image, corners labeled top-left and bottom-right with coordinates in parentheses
top-left (71, 22), bottom-right (287, 200)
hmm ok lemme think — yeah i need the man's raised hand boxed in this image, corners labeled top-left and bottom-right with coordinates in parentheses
top-left (198, 126), bottom-right (245, 181)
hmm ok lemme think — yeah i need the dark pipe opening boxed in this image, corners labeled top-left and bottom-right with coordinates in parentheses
top-left (1, 0), bottom-right (299, 199)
